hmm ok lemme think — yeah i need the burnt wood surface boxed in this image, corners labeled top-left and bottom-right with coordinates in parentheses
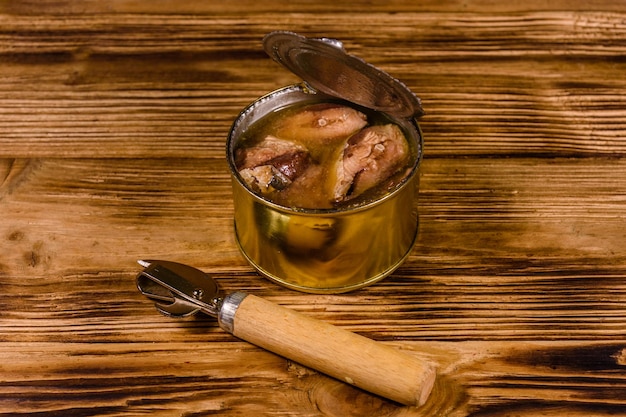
top-left (1, 1), bottom-right (626, 416)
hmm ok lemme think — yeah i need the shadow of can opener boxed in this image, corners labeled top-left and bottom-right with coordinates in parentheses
top-left (136, 260), bottom-right (436, 406)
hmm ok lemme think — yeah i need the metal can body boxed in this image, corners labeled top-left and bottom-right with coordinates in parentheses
top-left (227, 85), bottom-right (423, 293)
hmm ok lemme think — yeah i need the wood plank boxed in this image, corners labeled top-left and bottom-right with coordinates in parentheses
top-left (0, 12), bottom-right (625, 157)
top-left (2, 0), bottom-right (626, 14)
top-left (0, 341), bottom-right (624, 416)
top-left (1, 157), bottom-right (624, 341)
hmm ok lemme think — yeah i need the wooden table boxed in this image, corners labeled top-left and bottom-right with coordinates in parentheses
top-left (2, 1), bottom-right (625, 415)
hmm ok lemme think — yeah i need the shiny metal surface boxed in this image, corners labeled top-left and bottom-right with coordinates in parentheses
top-left (263, 31), bottom-right (424, 118)
top-left (227, 86), bottom-right (423, 293)
top-left (217, 291), bottom-right (248, 334)
top-left (136, 260), bottom-right (222, 317)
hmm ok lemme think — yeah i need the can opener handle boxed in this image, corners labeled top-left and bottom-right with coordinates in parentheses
top-left (136, 260), bottom-right (435, 406)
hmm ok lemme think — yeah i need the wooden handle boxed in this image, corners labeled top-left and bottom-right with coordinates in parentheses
top-left (219, 292), bottom-right (436, 406)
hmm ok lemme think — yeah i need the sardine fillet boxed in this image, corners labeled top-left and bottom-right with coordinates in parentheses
top-left (333, 124), bottom-right (409, 201)
top-left (236, 135), bottom-right (311, 194)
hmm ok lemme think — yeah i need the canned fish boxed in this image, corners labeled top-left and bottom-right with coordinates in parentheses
top-left (226, 32), bottom-right (424, 293)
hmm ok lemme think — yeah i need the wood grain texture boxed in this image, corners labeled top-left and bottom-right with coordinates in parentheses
top-left (1, 10), bottom-right (625, 158)
top-left (227, 294), bottom-right (436, 406)
top-left (1, 1), bottom-right (626, 416)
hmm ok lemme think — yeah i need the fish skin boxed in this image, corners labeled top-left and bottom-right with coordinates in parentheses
top-left (235, 135), bottom-right (307, 170)
top-left (235, 135), bottom-right (311, 195)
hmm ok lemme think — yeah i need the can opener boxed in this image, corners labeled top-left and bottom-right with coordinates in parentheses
top-left (136, 260), bottom-right (435, 406)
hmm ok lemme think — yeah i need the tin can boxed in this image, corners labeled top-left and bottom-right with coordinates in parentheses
top-left (226, 32), bottom-right (424, 293)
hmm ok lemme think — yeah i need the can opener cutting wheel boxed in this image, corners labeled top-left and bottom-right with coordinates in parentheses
top-left (136, 260), bottom-right (435, 406)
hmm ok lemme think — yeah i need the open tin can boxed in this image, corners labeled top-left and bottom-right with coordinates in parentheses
top-left (226, 31), bottom-right (424, 293)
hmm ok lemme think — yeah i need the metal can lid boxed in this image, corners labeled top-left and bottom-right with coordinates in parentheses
top-left (263, 31), bottom-right (424, 119)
